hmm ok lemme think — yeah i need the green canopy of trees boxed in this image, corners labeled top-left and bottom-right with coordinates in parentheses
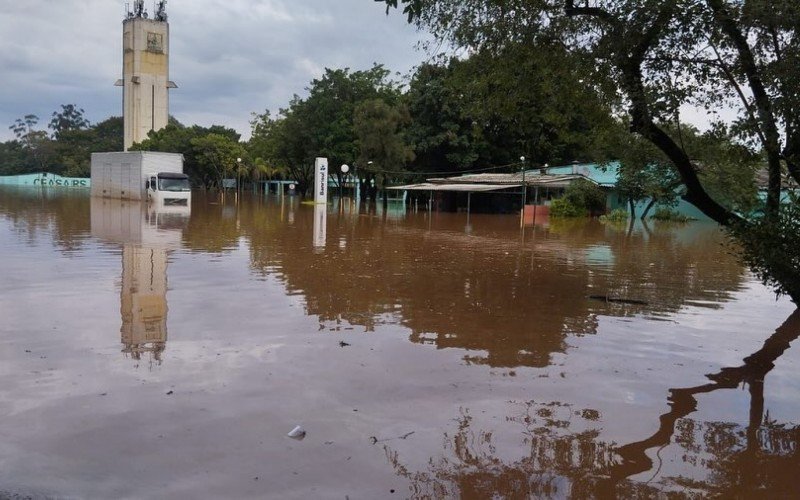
top-left (2, 106), bottom-right (121, 177)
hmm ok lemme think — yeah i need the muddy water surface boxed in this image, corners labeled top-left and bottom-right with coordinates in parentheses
top-left (0, 188), bottom-right (798, 499)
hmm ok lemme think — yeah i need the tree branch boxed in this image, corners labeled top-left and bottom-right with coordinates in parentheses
top-left (706, 0), bottom-right (784, 214)
top-left (707, 40), bottom-right (768, 146)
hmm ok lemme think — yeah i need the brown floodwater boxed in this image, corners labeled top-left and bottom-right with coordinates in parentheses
top-left (0, 187), bottom-right (798, 499)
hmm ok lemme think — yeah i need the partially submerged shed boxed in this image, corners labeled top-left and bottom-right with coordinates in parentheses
top-left (388, 171), bottom-right (597, 214)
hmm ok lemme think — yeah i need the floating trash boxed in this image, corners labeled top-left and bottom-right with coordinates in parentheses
top-left (287, 425), bottom-right (306, 440)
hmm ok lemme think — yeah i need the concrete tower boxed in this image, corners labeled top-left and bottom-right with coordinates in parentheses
top-left (116, 1), bottom-right (177, 151)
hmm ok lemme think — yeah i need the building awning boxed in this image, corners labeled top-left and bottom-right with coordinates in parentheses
top-left (387, 183), bottom-right (521, 192)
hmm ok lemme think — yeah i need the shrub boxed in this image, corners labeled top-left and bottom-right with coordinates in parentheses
top-left (600, 208), bottom-right (629, 222)
top-left (551, 179), bottom-right (607, 218)
top-left (651, 207), bottom-right (691, 222)
top-left (564, 179), bottom-right (607, 215)
top-left (550, 197), bottom-right (585, 217)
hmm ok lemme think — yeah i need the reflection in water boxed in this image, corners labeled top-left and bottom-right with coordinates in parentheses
top-left (119, 245), bottom-right (168, 363)
top-left (91, 198), bottom-right (188, 365)
top-left (604, 309), bottom-right (800, 496)
top-left (1, 189), bottom-right (796, 497)
top-left (313, 203), bottom-right (326, 251)
top-left (384, 311), bottom-right (800, 498)
top-left (241, 206), bottom-right (746, 368)
top-left (0, 186), bottom-right (91, 251)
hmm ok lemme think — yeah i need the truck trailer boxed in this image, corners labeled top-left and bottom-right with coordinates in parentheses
top-left (90, 151), bottom-right (190, 207)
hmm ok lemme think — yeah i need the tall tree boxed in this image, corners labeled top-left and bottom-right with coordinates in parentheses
top-left (405, 63), bottom-right (485, 174)
top-left (354, 98), bottom-right (415, 203)
top-left (249, 65), bottom-right (401, 196)
top-left (48, 104), bottom-right (91, 140)
top-left (190, 133), bottom-right (247, 190)
top-left (8, 114), bottom-right (54, 173)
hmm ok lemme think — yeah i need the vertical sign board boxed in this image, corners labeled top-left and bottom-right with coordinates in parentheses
top-left (314, 157), bottom-right (328, 204)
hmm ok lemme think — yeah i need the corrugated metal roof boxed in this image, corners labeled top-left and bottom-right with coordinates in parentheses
top-left (425, 172), bottom-right (597, 187)
top-left (388, 170), bottom-right (602, 193)
top-left (386, 183), bottom-right (520, 192)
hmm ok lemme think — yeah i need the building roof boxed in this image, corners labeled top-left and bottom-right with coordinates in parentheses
top-left (387, 163), bottom-right (612, 192)
top-left (387, 182), bottom-right (520, 192)
top-left (430, 172), bottom-right (597, 187)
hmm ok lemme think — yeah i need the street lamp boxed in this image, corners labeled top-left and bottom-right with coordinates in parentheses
top-left (340, 164), bottom-right (349, 202)
top-left (236, 157), bottom-right (242, 194)
top-left (520, 156), bottom-right (527, 207)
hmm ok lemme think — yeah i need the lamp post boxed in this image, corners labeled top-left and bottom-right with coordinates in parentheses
top-left (520, 156), bottom-right (526, 228)
top-left (340, 164), bottom-right (349, 206)
top-left (236, 157), bottom-right (242, 194)
top-left (520, 155), bottom-right (527, 205)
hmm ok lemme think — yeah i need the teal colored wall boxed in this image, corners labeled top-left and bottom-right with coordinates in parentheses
top-left (537, 162), bottom-right (712, 221)
top-left (532, 162), bottom-right (620, 187)
top-left (0, 173), bottom-right (90, 188)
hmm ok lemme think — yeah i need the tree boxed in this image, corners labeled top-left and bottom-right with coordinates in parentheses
top-left (597, 121), bottom-right (682, 219)
top-left (380, 0), bottom-right (800, 303)
top-left (0, 140), bottom-right (29, 176)
top-left (132, 121), bottom-right (241, 187)
top-left (2, 112), bottom-right (121, 177)
top-left (8, 114), bottom-right (54, 173)
top-left (190, 133), bottom-right (246, 190)
top-left (354, 98), bottom-right (415, 205)
top-left (405, 63), bottom-right (485, 174)
top-left (49, 104), bottom-right (91, 140)
top-left (248, 65), bottom-right (402, 197)
top-left (405, 43), bottom-right (618, 176)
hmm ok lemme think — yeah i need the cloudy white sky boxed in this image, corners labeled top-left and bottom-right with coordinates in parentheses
top-left (0, 0), bottom-right (428, 141)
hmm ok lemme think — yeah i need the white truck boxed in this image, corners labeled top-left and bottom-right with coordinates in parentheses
top-left (90, 151), bottom-right (191, 207)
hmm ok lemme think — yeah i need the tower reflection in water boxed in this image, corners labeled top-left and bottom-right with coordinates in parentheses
top-left (91, 198), bottom-right (189, 365)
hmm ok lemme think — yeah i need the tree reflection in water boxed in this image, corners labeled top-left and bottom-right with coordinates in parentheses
top-left (385, 311), bottom-right (800, 498)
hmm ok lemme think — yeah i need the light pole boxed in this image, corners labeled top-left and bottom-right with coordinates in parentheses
top-left (340, 164), bottom-right (349, 206)
top-left (520, 156), bottom-right (526, 228)
top-left (236, 157), bottom-right (242, 194)
top-left (520, 155), bottom-right (527, 205)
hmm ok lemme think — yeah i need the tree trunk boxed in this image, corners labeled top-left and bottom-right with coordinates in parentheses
top-left (640, 198), bottom-right (657, 220)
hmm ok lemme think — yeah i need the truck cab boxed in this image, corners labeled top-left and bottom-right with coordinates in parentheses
top-left (146, 172), bottom-right (191, 207)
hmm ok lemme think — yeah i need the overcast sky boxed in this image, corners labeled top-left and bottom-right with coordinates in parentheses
top-left (1, 1), bottom-right (728, 145)
top-left (0, 0), bottom-right (428, 141)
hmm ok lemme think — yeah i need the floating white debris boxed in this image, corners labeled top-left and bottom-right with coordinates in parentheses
top-left (287, 425), bottom-right (306, 440)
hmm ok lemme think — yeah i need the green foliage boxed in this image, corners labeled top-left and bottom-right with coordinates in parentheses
top-left (549, 197), bottom-right (585, 218)
top-left (2, 110), bottom-right (121, 177)
top-left (405, 43), bottom-right (617, 175)
top-left (596, 120), bottom-right (681, 217)
top-left (404, 63), bottom-right (481, 174)
top-left (354, 98), bottom-right (414, 191)
top-left (729, 204), bottom-right (800, 300)
top-left (189, 133), bottom-right (247, 189)
top-left (551, 179), bottom-right (607, 218)
top-left (133, 121), bottom-right (242, 187)
top-left (687, 124), bottom-right (761, 214)
top-left (601, 208), bottom-right (630, 223)
top-left (49, 104), bottom-right (90, 140)
top-left (248, 65), bottom-right (401, 196)
top-left (651, 207), bottom-right (692, 223)
top-left (566, 179), bottom-right (607, 216)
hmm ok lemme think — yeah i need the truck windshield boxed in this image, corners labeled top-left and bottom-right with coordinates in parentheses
top-left (158, 177), bottom-right (190, 192)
